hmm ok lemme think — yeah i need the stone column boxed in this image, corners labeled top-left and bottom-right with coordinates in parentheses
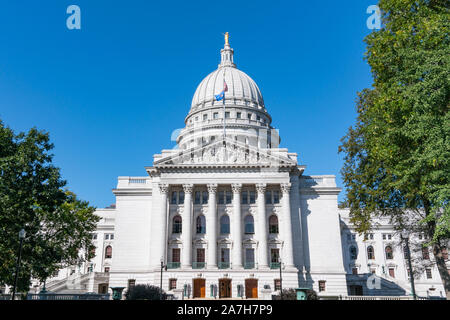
top-left (182, 184), bottom-right (193, 268)
top-left (158, 183), bottom-right (169, 263)
top-left (281, 183), bottom-right (295, 267)
top-left (207, 184), bottom-right (218, 268)
top-left (256, 183), bottom-right (269, 268)
top-left (232, 183), bottom-right (243, 268)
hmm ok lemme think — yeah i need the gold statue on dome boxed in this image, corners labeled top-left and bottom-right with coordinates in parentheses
top-left (225, 32), bottom-right (229, 46)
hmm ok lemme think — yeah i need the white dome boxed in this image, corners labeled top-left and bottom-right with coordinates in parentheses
top-left (190, 66), bottom-right (265, 112)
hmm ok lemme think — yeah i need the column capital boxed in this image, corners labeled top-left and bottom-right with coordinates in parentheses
top-left (231, 183), bottom-right (242, 194)
top-left (280, 183), bottom-right (291, 194)
top-left (256, 183), bottom-right (267, 194)
top-left (183, 184), bottom-right (194, 194)
top-left (207, 183), bottom-right (218, 194)
top-left (158, 183), bottom-right (169, 195)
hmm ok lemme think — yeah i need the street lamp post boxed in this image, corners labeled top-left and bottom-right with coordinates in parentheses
top-left (11, 229), bottom-right (26, 300)
top-left (401, 230), bottom-right (417, 300)
top-left (160, 258), bottom-right (167, 300)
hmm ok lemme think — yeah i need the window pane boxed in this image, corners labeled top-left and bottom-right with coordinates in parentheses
top-left (242, 191), bottom-right (248, 204)
top-left (273, 191), bottom-right (279, 204)
top-left (194, 191), bottom-right (201, 204)
top-left (179, 191), bottom-right (185, 204)
top-left (171, 192), bottom-right (177, 204)
top-left (197, 249), bottom-right (205, 262)
top-left (172, 248), bottom-right (180, 262)
top-left (249, 191), bottom-right (255, 204)
top-left (265, 191), bottom-right (272, 204)
top-left (202, 191), bottom-right (208, 204)
top-left (225, 191), bottom-right (232, 204)
top-left (218, 191), bottom-right (225, 204)
top-left (246, 249), bottom-right (254, 263)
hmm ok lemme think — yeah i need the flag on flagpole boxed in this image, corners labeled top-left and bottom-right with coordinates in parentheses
top-left (215, 80), bottom-right (228, 101)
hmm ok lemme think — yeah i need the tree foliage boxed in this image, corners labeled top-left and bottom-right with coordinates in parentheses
top-left (0, 120), bottom-right (99, 292)
top-left (339, 0), bottom-right (449, 296)
top-left (124, 284), bottom-right (166, 300)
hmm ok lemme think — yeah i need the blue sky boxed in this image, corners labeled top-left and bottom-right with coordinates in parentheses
top-left (0, 0), bottom-right (377, 208)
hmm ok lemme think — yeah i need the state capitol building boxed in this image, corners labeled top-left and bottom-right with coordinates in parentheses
top-left (20, 35), bottom-right (447, 300)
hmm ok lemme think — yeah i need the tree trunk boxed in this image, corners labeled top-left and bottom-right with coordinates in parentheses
top-left (423, 199), bottom-right (449, 299)
top-left (433, 243), bottom-right (450, 300)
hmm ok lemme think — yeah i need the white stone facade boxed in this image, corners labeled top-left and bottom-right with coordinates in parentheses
top-left (24, 37), bottom-right (447, 300)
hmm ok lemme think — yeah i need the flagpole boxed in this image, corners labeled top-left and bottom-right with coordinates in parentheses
top-left (223, 67), bottom-right (226, 145)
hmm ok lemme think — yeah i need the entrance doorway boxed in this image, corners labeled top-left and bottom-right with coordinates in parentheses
top-left (245, 279), bottom-right (258, 298)
top-left (193, 278), bottom-right (206, 298)
top-left (219, 278), bottom-right (232, 298)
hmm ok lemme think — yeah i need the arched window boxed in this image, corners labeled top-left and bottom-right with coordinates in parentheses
top-left (269, 215), bottom-right (279, 234)
top-left (196, 215), bottom-right (206, 234)
top-left (367, 246), bottom-right (375, 260)
top-left (172, 215), bottom-right (182, 234)
top-left (385, 246), bottom-right (393, 260)
top-left (244, 215), bottom-right (254, 234)
top-left (220, 215), bottom-right (230, 234)
top-left (350, 246), bottom-right (357, 260)
top-left (105, 246), bottom-right (112, 259)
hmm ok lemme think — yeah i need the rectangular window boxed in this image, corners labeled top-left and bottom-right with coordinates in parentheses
top-left (382, 234), bottom-right (386, 240)
top-left (171, 191), bottom-right (177, 204)
top-left (197, 249), bottom-right (205, 263)
top-left (104, 267), bottom-right (110, 273)
top-left (265, 191), bottom-right (272, 204)
top-left (194, 191), bottom-right (201, 204)
top-left (128, 279), bottom-right (136, 289)
top-left (172, 248), bottom-right (180, 263)
top-left (389, 268), bottom-right (395, 278)
top-left (274, 279), bottom-right (281, 291)
top-left (271, 249), bottom-right (280, 263)
top-left (388, 234), bottom-right (392, 240)
top-left (218, 191), bottom-right (225, 204)
top-left (105, 234), bottom-right (109, 240)
top-left (247, 113), bottom-right (252, 120)
top-left (110, 234), bottom-right (114, 240)
top-left (225, 191), bottom-right (232, 204)
top-left (236, 112), bottom-right (241, 119)
top-left (351, 234), bottom-right (356, 240)
top-left (213, 112), bottom-right (219, 119)
top-left (169, 279), bottom-right (177, 290)
top-left (179, 191), bottom-right (184, 204)
top-left (92, 234), bottom-right (97, 240)
top-left (221, 248), bottom-right (230, 263)
top-left (203, 114), bottom-right (207, 120)
top-left (352, 268), bottom-right (358, 275)
top-left (242, 191), bottom-right (248, 204)
top-left (246, 249), bottom-right (255, 263)
top-left (422, 247), bottom-right (430, 260)
top-left (318, 281), bottom-right (326, 292)
top-left (426, 269), bottom-right (432, 279)
top-left (249, 191), bottom-right (255, 204)
top-left (370, 234), bottom-right (374, 240)
top-left (273, 191), bottom-right (280, 204)
top-left (257, 115), bottom-right (260, 121)
top-left (225, 112), bottom-right (230, 118)
top-left (202, 191), bottom-right (208, 204)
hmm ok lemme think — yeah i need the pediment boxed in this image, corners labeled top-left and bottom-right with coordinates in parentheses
top-left (153, 138), bottom-right (297, 168)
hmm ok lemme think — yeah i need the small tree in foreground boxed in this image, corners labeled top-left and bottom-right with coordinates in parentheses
top-left (124, 284), bottom-right (166, 300)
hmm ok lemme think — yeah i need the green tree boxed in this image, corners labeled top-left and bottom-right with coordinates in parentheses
top-left (0, 120), bottom-right (99, 293)
top-left (339, 0), bottom-right (449, 298)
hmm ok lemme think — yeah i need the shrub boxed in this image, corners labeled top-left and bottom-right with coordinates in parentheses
top-left (124, 284), bottom-right (166, 300)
